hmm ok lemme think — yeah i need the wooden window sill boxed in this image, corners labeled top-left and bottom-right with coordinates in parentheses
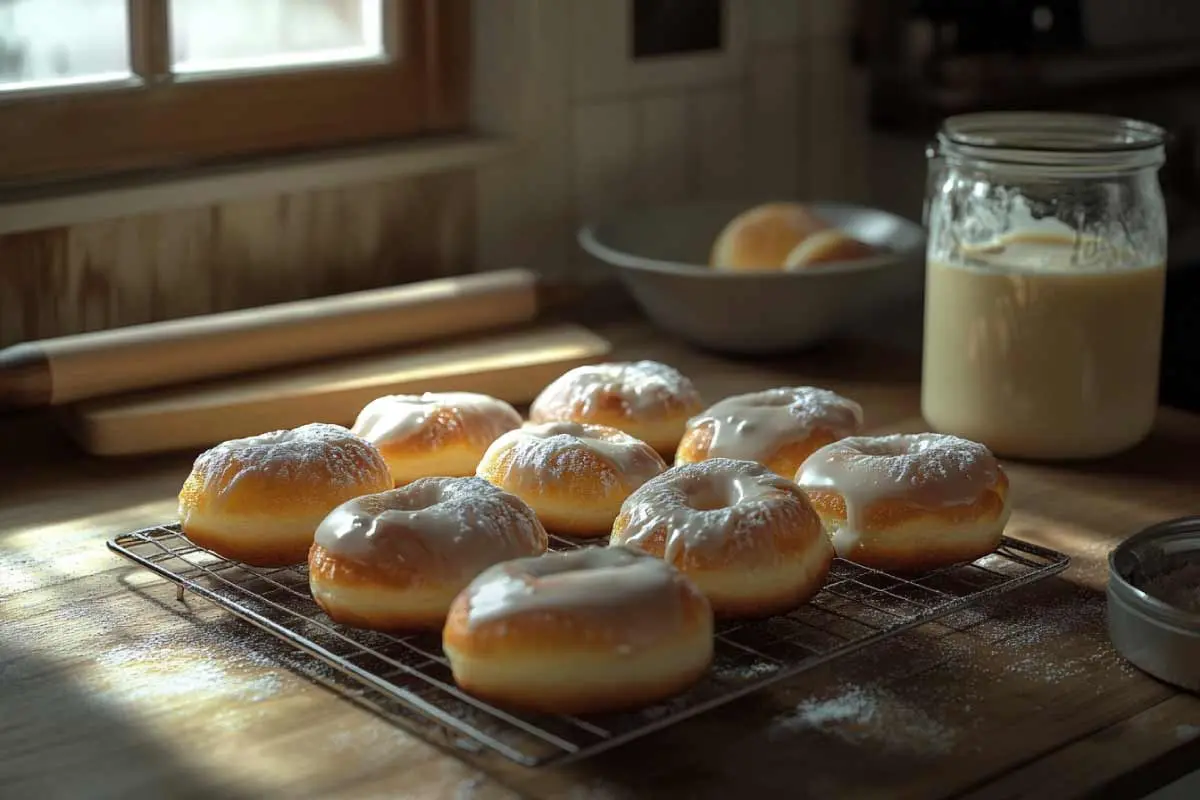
top-left (0, 134), bottom-right (514, 235)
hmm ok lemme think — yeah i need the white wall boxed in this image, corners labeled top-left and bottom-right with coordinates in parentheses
top-left (471, 0), bottom-right (872, 282)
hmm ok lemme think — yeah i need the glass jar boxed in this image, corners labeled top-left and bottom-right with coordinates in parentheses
top-left (921, 112), bottom-right (1168, 460)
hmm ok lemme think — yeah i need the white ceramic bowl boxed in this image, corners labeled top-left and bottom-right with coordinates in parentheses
top-left (578, 201), bottom-right (927, 355)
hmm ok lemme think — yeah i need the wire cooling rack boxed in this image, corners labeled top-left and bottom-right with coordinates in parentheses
top-left (108, 523), bottom-right (1068, 767)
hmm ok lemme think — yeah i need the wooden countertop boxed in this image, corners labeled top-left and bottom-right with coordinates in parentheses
top-left (4, 317), bottom-right (1200, 800)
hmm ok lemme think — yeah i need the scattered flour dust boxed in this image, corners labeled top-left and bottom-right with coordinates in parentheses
top-left (1001, 646), bottom-right (1136, 685)
top-left (95, 649), bottom-right (281, 704)
top-left (455, 777), bottom-right (485, 800)
top-left (771, 684), bottom-right (956, 755)
top-left (996, 590), bottom-right (1106, 649)
top-left (710, 659), bottom-right (781, 683)
top-left (86, 629), bottom-right (286, 731)
top-left (981, 590), bottom-right (1143, 686)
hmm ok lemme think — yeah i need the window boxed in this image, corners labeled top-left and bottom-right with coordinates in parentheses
top-left (0, 0), bottom-right (468, 185)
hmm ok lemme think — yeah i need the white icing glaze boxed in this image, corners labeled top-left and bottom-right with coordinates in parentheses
top-left (687, 387), bottom-right (863, 461)
top-left (478, 421), bottom-right (665, 491)
top-left (613, 458), bottom-right (807, 564)
top-left (351, 392), bottom-right (520, 448)
top-left (530, 360), bottom-right (700, 419)
top-left (314, 476), bottom-right (545, 576)
top-left (795, 433), bottom-right (1001, 556)
top-left (185, 422), bottom-right (388, 502)
top-left (463, 545), bottom-right (691, 631)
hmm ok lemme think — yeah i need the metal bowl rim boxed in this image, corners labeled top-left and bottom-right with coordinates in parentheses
top-left (577, 201), bottom-right (926, 280)
top-left (1108, 515), bottom-right (1200, 626)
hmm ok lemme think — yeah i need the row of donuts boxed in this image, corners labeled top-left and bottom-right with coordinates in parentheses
top-left (475, 362), bottom-right (1010, 614)
top-left (175, 360), bottom-right (1011, 714)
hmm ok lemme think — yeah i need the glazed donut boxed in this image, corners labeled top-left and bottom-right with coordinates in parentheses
top-left (795, 433), bottom-right (1011, 572)
top-left (442, 545), bottom-right (713, 714)
top-left (710, 202), bottom-right (833, 271)
top-left (475, 421), bottom-right (666, 537)
top-left (528, 360), bottom-right (702, 454)
top-left (611, 458), bottom-right (833, 618)
top-left (178, 423), bottom-right (392, 567)
top-left (309, 477), bottom-right (547, 631)
top-left (350, 392), bottom-right (522, 485)
top-left (676, 387), bottom-right (863, 479)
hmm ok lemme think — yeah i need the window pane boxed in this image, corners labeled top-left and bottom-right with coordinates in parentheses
top-left (0, 0), bottom-right (130, 92)
top-left (170, 0), bottom-right (384, 75)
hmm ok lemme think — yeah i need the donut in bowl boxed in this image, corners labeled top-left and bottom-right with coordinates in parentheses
top-left (611, 458), bottom-right (833, 618)
top-left (784, 228), bottom-right (878, 269)
top-left (475, 421), bottom-right (666, 537)
top-left (442, 545), bottom-right (713, 714)
top-left (350, 392), bottom-right (522, 485)
top-left (178, 423), bottom-right (392, 567)
top-left (309, 476), bottom-right (547, 631)
top-left (528, 360), bottom-right (702, 455)
top-left (710, 202), bottom-right (832, 271)
top-left (675, 387), bottom-right (863, 479)
top-left (795, 433), bottom-right (1011, 572)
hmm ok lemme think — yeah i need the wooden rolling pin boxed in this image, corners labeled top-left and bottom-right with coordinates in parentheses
top-left (63, 324), bottom-right (612, 456)
top-left (0, 268), bottom-right (538, 407)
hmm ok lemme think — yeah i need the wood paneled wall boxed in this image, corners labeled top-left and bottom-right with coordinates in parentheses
top-left (0, 169), bottom-right (475, 347)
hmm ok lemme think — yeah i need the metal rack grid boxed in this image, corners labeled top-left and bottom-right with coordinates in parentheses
top-left (108, 523), bottom-right (1068, 767)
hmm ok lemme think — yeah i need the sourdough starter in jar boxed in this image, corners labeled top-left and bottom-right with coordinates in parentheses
top-left (921, 112), bottom-right (1168, 460)
top-left (922, 236), bottom-right (1165, 459)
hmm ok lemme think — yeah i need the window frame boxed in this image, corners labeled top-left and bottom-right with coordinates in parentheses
top-left (0, 0), bottom-right (469, 186)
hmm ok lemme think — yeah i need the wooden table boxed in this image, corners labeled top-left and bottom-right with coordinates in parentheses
top-left (4, 317), bottom-right (1200, 800)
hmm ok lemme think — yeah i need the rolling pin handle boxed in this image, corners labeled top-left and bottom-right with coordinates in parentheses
top-left (0, 343), bottom-right (52, 408)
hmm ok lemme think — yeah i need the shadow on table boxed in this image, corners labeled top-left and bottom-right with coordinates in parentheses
top-left (0, 637), bottom-right (253, 800)
top-left (1063, 418), bottom-right (1200, 488)
top-left (0, 405), bottom-right (195, 533)
top-left (89, 539), bottom-right (1192, 799)
top-left (484, 575), bottom-right (1185, 800)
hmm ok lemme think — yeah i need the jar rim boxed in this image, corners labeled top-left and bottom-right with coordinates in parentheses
top-left (939, 111), bottom-right (1166, 154)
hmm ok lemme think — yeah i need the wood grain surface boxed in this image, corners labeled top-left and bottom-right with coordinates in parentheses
top-left (0, 168), bottom-right (475, 348)
top-left (3, 318), bottom-right (1199, 800)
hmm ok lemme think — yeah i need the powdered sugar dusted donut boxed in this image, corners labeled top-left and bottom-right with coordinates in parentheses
top-left (529, 360), bottom-right (703, 454)
top-left (611, 458), bottom-right (833, 618)
top-left (475, 421), bottom-right (666, 537)
top-left (309, 476), bottom-right (547, 631)
top-left (795, 433), bottom-right (1011, 572)
top-left (676, 387), bottom-right (863, 478)
top-left (442, 545), bottom-right (713, 714)
top-left (178, 423), bottom-right (393, 567)
top-left (351, 392), bottom-right (522, 485)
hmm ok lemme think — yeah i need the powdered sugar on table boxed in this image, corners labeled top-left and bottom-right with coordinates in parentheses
top-left (771, 683), bottom-right (956, 754)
